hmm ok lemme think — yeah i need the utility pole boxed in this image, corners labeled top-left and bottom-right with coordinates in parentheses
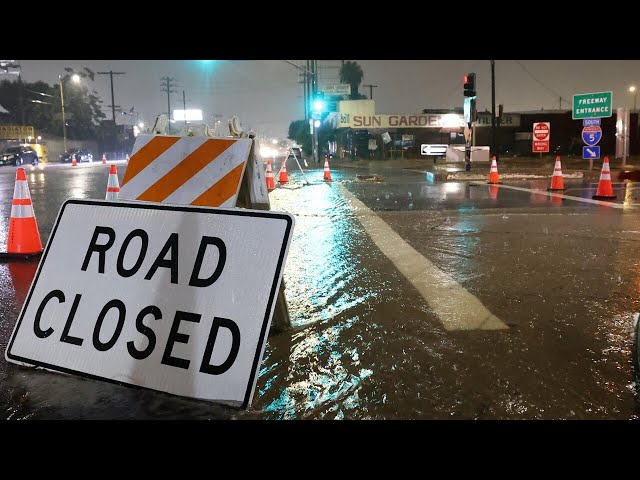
top-left (161, 76), bottom-right (177, 134)
top-left (312, 60), bottom-right (319, 164)
top-left (491, 60), bottom-right (497, 162)
top-left (363, 84), bottom-right (378, 99)
top-left (97, 70), bottom-right (126, 123)
top-left (18, 73), bottom-right (25, 124)
top-left (182, 90), bottom-right (187, 126)
top-left (299, 70), bottom-right (308, 120)
top-left (59, 77), bottom-right (67, 155)
top-left (306, 60), bottom-right (312, 120)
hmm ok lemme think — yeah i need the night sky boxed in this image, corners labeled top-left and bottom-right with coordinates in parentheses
top-left (13, 60), bottom-right (640, 140)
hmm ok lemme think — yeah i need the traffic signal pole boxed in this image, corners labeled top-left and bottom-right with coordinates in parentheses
top-left (463, 73), bottom-right (476, 172)
top-left (312, 60), bottom-right (319, 164)
top-left (491, 60), bottom-right (497, 162)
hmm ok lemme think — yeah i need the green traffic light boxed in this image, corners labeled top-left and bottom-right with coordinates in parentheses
top-left (312, 98), bottom-right (326, 113)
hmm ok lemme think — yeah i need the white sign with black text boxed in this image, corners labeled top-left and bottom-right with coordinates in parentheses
top-left (5, 199), bottom-right (294, 409)
top-left (421, 144), bottom-right (448, 156)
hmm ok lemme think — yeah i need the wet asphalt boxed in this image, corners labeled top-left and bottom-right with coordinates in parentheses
top-left (1, 160), bottom-right (639, 419)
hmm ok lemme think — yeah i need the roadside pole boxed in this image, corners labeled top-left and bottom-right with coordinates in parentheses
top-left (463, 73), bottom-right (476, 171)
top-left (491, 60), bottom-right (497, 162)
top-left (313, 118), bottom-right (319, 164)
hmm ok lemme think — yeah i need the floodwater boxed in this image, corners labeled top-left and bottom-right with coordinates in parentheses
top-left (1, 162), bottom-right (639, 419)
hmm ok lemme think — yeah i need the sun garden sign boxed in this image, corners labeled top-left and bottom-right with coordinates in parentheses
top-left (572, 92), bottom-right (612, 119)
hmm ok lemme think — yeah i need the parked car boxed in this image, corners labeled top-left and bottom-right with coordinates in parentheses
top-left (0, 146), bottom-right (39, 166)
top-left (60, 148), bottom-right (93, 163)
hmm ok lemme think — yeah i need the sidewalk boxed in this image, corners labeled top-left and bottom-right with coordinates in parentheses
top-left (328, 155), bottom-right (639, 182)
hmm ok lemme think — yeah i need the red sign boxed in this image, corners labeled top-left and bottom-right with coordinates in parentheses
top-left (533, 141), bottom-right (549, 152)
top-left (533, 122), bottom-right (550, 140)
top-left (532, 122), bottom-right (550, 152)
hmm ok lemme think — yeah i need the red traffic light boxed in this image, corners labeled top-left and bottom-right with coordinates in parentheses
top-left (463, 72), bottom-right (476, 97)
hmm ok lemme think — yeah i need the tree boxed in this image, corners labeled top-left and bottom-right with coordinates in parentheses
top-left (57, 67), bottom-right (106, 140)
top-left (339, 61), bottom-right (364, 100)
top-left (288, 119), bottom-right (339, 158)
top-left (0, 67), bottom-right (106, 141)
top-left (288, 119), bottom-right (312, 156)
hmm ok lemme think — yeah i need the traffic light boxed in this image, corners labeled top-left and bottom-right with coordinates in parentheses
top-left (463, 73), bottom-right (476, 97)
top-left (311, 92), bottom-right (326, 114)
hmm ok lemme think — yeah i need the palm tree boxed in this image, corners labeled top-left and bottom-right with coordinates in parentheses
top-left (339, 61), bottom-right (364, 100)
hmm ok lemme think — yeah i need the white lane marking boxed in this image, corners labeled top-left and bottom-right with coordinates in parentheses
top-left (470, 181), bottom-right (633, 209)
top-left (338, 185), bottom-right (508, 331)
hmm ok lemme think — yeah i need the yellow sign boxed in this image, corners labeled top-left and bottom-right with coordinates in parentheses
top-left (340, 114), bottom-right (466, 129)
top-left (0, 125), bottom-right (35, 140)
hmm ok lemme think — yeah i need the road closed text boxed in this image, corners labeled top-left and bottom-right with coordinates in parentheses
top-left (6, 200), bottom-right (294, 406)
top-left (32, 226), bottom-right (240, 375)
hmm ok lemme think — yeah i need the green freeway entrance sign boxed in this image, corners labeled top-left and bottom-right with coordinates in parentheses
top-left (572, 91), bottom-right (612, 119)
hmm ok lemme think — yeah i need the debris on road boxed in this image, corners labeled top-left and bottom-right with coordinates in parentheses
top-left (356, 174), bottom-right (385, 182)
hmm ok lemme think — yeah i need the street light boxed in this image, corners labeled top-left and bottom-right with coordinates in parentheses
top-left (629, 85), bottom-right (637, 111)
top-left (58, 73), bottom-right (81, 154)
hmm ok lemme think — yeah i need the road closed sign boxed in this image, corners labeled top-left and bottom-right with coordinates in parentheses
top-left (5, 199), bottom-right (294, 408)
top-left (532, 122), bottom-right (550, 153)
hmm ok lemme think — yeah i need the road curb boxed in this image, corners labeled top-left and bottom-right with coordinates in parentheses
top-left (445, 172), bottom-right (585, 181)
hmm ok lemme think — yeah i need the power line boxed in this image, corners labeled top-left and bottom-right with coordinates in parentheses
top-left (513, 60), bottom-right (570, 108)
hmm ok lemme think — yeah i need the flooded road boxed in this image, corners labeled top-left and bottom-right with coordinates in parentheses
top-left (1, 161), bottom-right (639, 419)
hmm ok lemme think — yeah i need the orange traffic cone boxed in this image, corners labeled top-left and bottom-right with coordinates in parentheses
top-left (593, 156), bottom-right (617, 200)
top-left (323, 157), bottom-right (332, 182)
top-left (548, 156), bottom-right (565, 191)
top-left (102, 153), bottom-right (107, 164)
top-left (105, 164), bottom-right (120, 200)
top-left (125, 154), bottom-right (130, 163)
top-left (487, 156), bottom-right (500, 184)
top-left (279, 159), bottom-right (288, 184)
top-left (6, 167), bottom-right (43, 255)
top-left (265, 160), bottom-right (275, 191)
top-left (71, 154), bottom-right (77, 166)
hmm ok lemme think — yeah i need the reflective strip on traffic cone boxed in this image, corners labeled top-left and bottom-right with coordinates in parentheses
top-left (265, 160), bottom-right (275, 191)
top-left (593, 156), bottom-right (617, 199)
top-left (105, 164), bottom-right (120, 201)
top-left (125, 154), bottom-right (130, 163)
top-left (279, 159), bottom-right (288, 184)
top-left (487, 157), bottom-right (500, 184)
top-left (548, 155), bottom-right (565, 191)
top-left (8, 260), bottom-right (38, 305)
top-left (6, 167), bottom-right (43, 255)
top-left (323, 158), bottom-right (332, 182)
top-left (102, 154), bottom-right (107, 164)
top-left (71, 154), bottom-right (77, 166)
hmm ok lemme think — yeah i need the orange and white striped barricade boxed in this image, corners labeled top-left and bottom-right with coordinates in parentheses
top-left (119, 134), bottom-right (252, 208)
